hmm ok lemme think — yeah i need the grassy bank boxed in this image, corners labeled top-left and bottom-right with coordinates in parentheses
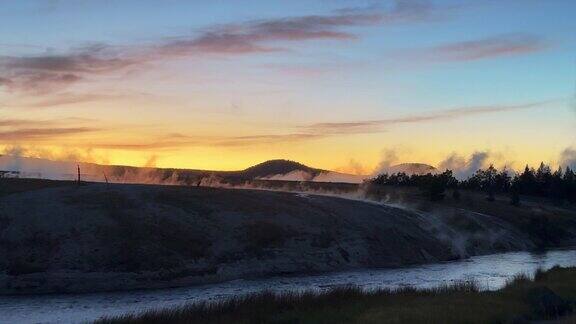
top-left (96, 266), bottom-right (576, 324)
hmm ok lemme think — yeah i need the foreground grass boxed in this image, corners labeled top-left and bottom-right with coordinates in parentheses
top-left (96, 266), bottom-right (576, 324)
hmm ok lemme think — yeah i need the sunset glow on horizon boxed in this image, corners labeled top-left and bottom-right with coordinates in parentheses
top-left (1, 0), bottom-right (575, 174)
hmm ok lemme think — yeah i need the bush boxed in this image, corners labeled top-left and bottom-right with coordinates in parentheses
top-left (525, 287), bottom-right (571, 319)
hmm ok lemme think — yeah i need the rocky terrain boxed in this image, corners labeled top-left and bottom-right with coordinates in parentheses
top-left (0, 179), bottom-right (574, 294)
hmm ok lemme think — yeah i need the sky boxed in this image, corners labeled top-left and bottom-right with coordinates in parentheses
top-left (0, 0), bottom-right (575, 173)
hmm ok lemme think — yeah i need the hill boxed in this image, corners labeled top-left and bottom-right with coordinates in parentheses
top-left (240, 159), bottom-right (324, 179)
top-left (0, 155), bottom-right (365, 185)
top-left (1, 178), bottom-right (574, 294)
top-left (386, 163), bottom-right (437, 175)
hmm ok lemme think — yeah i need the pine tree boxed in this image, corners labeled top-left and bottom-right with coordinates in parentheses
top-left (550, 167), bottom-right (564, 201)
top-left (535, 162), bottom-right (552, 196)
top-left (565, 167), bottom-right (576, 203)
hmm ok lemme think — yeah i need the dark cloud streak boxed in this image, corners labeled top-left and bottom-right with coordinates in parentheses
top-left (305, 100), bottom-right (558, 135)
top-left (0, 1), bottom-right (434, 96)
top-left (85, 99), bottom-right (556, 151)
top-left (0, 127), bottom-right (99, 141)
top-left (404, 33), bottom-right (549, 63)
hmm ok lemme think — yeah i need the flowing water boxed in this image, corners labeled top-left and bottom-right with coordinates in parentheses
top-left (1, 249), bottom-right (576, 324)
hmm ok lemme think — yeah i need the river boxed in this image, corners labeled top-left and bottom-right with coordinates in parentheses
top-left (1, 248), bottom-right (575, 324)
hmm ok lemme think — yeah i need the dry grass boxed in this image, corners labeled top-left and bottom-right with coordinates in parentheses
top-left (95, 267), bottom-right (576, 324)
top-left (0, 178), bottom-right (72, 197)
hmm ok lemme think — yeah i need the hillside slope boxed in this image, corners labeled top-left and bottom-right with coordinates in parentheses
top-left (0, 180), bottom-right (559, 294)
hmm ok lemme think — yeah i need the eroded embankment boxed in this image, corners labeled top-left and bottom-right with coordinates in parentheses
top-left (0, 182), bottom-right (570, 294)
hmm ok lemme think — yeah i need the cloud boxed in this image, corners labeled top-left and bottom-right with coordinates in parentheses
top-left (161, 13), bottom-right (373, 55)
top-left (404, 33), bottom-right (549, 62)
top-left (336, 0), bottom-right (434, 22)
top-left (0, 72), bottom-right (82, 94)
top-left (89, 133), bottom-right (323, 151)
top-left (0, 44), bottom-right (134, 94)
top-left (0, 118), bottom-right (56, 128)
top-left (7, 92), bottom-right (124, 108)
top-left (0, 127), bottom-right (99, 141)
top-left (215, 133), bottom-right (323, 146)
top-left (156, 1), bottom-right (437, 57)
top-left (0, 2), bottom-right (435, 96)
top-left (85, 98), bottom-right (560, 151)
top-left (1, 10), bottom-right (377, 94)
top-left (305, 99), bottom-right (558, 135)
top-left (88, 141), bottom-right (197, 151)
top-left (0, 117), bottom-right (101, 142)
top-left (0, 117), bottom-right (95, 128)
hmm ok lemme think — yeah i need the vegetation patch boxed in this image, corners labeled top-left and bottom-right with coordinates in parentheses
top-left (95, 266), bottom-right (576, 324)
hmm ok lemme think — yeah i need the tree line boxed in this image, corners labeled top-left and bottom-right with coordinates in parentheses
top-left (369, 163), bottom-right (576, 204)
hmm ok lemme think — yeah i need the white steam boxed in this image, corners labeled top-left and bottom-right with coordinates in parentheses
top-left (560, 147), bottom-right (576, 169)
top-left (438, 151), bottom-right (490, 180)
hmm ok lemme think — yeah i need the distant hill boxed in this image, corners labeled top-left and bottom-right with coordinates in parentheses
top-left (0, 156), bottom-right (365, 184)
top-left (386, 163), bottom-right (437, 175)
top-left (241, 159), bottom-right (324, 179)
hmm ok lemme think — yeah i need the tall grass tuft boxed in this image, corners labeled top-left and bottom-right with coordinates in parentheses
top-left (95, 267), bottom-right (576, 324)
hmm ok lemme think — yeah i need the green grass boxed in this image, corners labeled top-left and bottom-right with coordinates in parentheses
top-left (95, 266), bottom-right (576, 324)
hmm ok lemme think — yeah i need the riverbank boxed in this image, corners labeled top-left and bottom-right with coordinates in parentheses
top-left (1, 249), bottom-right (575, 323)
top-left (96, 266), bottom-right (576, 324)
top-left (1, 179), bottom-right (575, 294)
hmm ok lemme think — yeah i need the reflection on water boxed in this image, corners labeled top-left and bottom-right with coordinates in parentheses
top-left (1, 249), bottom-right (575, 324)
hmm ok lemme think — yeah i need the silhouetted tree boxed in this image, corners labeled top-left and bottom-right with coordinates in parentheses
top-left (535, 162), bottom-right (552, 196)
top-left (510, 178), bottom-right (521, 206)
top-left (469, 164), bottom-right (497, 201)
top-left (452, 188), bottom-right (461, 201)
top-left (549, 167), bottom-right (564, 202)
top-left (417, 170), bottom-right (455, 201)
top-left (516, 165), bottom-right (537, 195)
top-left (494, 169), bottom-right (512, 193)
top-left (565, 167), bottom-right (576, 203)
top-left (370, 163), bottom-right (574, 203)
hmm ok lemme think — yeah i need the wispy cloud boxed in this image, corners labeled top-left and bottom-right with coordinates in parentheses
top-left (215, 133), bottom-right (323, 146)
top-left (0, 127), bottom-right (99, 141)
top-left (0, 118), bottom-right (56, 128)
top-left (89, 133), bottom-right (323, 151)
top-left (0, 43), bottom-right (134, 94)
top-left (84, 98), bottom-right (557, 151)
top-left (304, 99), bottom-right (559, 135)
top-left (402, 33), bottom-right (549, 63)
top-left (158, 12), bottom-right (379, 55)
top-left (0, 116), bottom-right (101, 142)
top-left (5, 92), bottom-right (125, 108)
top-left (0, 1), bottom-right (436, 97)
